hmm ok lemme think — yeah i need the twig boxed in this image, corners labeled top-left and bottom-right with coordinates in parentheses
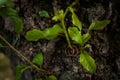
top-left (0, 34), bottom-right (50, 73)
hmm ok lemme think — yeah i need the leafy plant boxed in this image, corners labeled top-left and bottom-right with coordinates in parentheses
top-left (67, 7), bottom-right (110, 73)
top-left (14, 51), bottom-right (57, 80)
top-left (14, 65), bottom-right (31, 80)
top-left (0, 0), bottom-right (111, 80)
top-left (0, 0), bottom-right (23, 34)
top-left (25, 0), bottom-right (110, 73)
top-left (14, 52), bottom-right (45, 80)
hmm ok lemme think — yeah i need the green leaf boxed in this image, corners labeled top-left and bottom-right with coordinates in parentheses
top-left (25, 24), bottom-right (63, 41)
top-left (32, 52), bottom-right (44, 66)
top-left (44, 24), bottom-right (63, 40)
top-left (11, 16), bottom-right (23, 33)
top-left (79, 51), bottom-right (96, 73)
top-left (89, 20), bottom-right (110, 30)
top-left (25, 29), bottom-right (44, 41)
top-left (0, 7), bottom-right (17, 17)
top-left (82, 33), bottom-right (91, 44)
top-left (0, 7), bottom-right (23, 33)
top-left (45, 75), bottom-right (57, 80)
top-left (39, 10), bottom-right (50, 18)
top-left (52, 10), bottom-right (64, 21)
top-left (68, 27), bottom-right (83, 44)
top-left (84, 44), bottom-right (91, 48)
top-left (72, 13), bottom-right (82, 30)
top-left (0, 0), bottom-right (14, 7)
top-left (15, 65), bottom-right (30, 80)
top-left (69, 7), bottom-right (82, 30)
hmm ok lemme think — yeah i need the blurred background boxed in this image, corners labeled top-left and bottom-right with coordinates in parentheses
top-left (0, 52), bottom-right (13, 80)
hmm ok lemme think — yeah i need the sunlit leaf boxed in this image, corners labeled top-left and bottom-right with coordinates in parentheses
top-left (69, 7), bottom-right (82, 30)
top-left (68, 27), bottom-right (83, 45)
top-left (79, 51), bottom-right (96, 73)
top-left (84, 44), bottom-right (91, 48)
top-left (52, 15), bottom-right (59, 21)
top-left (89, 20), bottom-right (110, 30)
top-left (44, 24), bottom-right (63, 40)
top-left (52, 10), bottom-right (64, 21)
top-left (39, 10), bottom-right (50, 18)
top-left (25, 24), bottom-right (63, 41)
top-left (32, 52), bottom-right (44, 66)
top-left (72, 13), bottom-right (82, 30)
top-left (15, 65), bottom-right (30, 80)
top-left (82, 33), bottom-right (91, 44)
top-left (25, 29), bottom-right (44, 41)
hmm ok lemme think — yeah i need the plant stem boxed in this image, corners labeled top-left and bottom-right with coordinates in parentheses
top-left (61, 7), bottom-right (72, 49)
top-left (61, 19), bottom-right (72, 49)
top-left (0, 34), bottom-right (50, 73)
top-left (61, 0), bottom-right (78, 49)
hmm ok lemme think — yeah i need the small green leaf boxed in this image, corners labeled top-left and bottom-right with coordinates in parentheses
top-left (44, 24), bottom-right (63, 40)
top-left (25, 29), bottom-right (44, 41)
top-left (89, 20), bottom-right (110, 30)
top-left (0, 0), bottom-right (14, 7)
top-left (0, 7), bottom-right (23, 33)
top-left (15, 65), bottom-right (30, 80)
top-left (68, 27), bottom-right (83, 44)
top-left (82, 33), bottom-right (91, 44)
top-left (39, 10), bottom-right (50, 18)
top-left (52, 15), bottom-right (59, 21)
top-left (79, 51), bottom-right (96, 73)
top-left (69, 7), bottom-right (82, 30)
top-left (45, 75), bottom-right (57, 80)
top-left (52, 10), bottom-right (64, 21)
top-left (84, 44), bottom-right (91, 48)
top-left (32, 52), bottom-right (44, 66)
